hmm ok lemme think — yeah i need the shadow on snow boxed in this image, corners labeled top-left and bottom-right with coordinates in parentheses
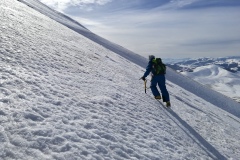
top-left (157, 102), bottom-right (227, 160)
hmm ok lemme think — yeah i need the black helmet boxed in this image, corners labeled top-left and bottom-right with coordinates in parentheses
top-left (149, 55), bottom-right (155, 60)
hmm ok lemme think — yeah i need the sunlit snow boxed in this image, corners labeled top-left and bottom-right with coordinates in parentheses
top-left (182, 65), bottom-right (240, 103)
top-left (1, 0), bottom-right (240, 159)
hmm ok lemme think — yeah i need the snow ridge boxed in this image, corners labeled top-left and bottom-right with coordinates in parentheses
top-left (19, 0), bottom-right (148, 69)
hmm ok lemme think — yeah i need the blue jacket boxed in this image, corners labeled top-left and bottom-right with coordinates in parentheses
top-left (143, 60), bottom-right (153, 78)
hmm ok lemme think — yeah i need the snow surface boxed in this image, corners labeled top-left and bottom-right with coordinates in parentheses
top-left (18, 0), bottom-right (147, 69)
top-left (182, 65), bottom-right (240, 103)
top-left (18, 0), bottom-right (240, 119)
top-left (1, 0), bottom-right (240, 160)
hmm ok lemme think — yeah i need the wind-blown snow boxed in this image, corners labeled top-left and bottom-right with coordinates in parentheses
top-left (1, 0), bottom-right (240, 159)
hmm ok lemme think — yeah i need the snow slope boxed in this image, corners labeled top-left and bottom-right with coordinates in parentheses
top-left (0, 0), bottom-right (240, 160)
top-left (18, 0), bottom-right (147, 69)
top-left (182, 65), bottom-right (240, 103)
top-left (18, 0), bottom-right (240, 119)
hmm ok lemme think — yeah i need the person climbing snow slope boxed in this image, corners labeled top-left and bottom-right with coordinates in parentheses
top-left (141, 55), bottom-right (171, 107)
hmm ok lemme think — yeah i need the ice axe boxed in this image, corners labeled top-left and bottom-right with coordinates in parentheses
top-left (139, 77), bottom-right (147, 93)
top-left (144, 80), bottom-right (147, 93)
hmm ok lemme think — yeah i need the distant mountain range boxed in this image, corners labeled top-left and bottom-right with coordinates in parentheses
top-left (166, 56), bottom-right (240, 103)
top-left (166, 56), bottom-right (240, 73)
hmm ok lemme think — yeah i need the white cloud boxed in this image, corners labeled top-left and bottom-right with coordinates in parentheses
top-left (165, 0), bottom-right (201, 9)
top-left (82, 6), bottom-right (240, 58)
top-left (39, 0), bottom-right (112, 11)
top-left (40, 0), bottom-right (240, 58)
top-left (73, 16), bottom-right (104, 27)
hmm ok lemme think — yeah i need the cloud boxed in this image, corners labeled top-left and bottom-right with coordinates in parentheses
top-left (83, 5), bottom-right (240, 58)
top-left (162, 0), bottom-right (240, 10)
top-left (39, 0), bottom-right (112, 11)
top-left (40, 0), bottom-right (240, 58)
top-left (165, 0), bottom-right (201, 9)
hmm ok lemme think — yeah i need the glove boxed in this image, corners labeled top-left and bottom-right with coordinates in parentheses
top-left (140, 76), bottom-right (146, 81)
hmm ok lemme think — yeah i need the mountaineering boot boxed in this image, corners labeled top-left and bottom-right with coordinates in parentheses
top-left (155, 96), bottom-right (161, 100)
top-left (166, 101), bottom-right (171, 107)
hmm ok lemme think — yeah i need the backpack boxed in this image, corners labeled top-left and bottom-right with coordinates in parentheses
top-left (152, 58), bottom-right (166, 75)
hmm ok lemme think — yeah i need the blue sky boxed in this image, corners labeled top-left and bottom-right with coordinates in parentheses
top-left (39, 0), bottom-right (240, 59)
